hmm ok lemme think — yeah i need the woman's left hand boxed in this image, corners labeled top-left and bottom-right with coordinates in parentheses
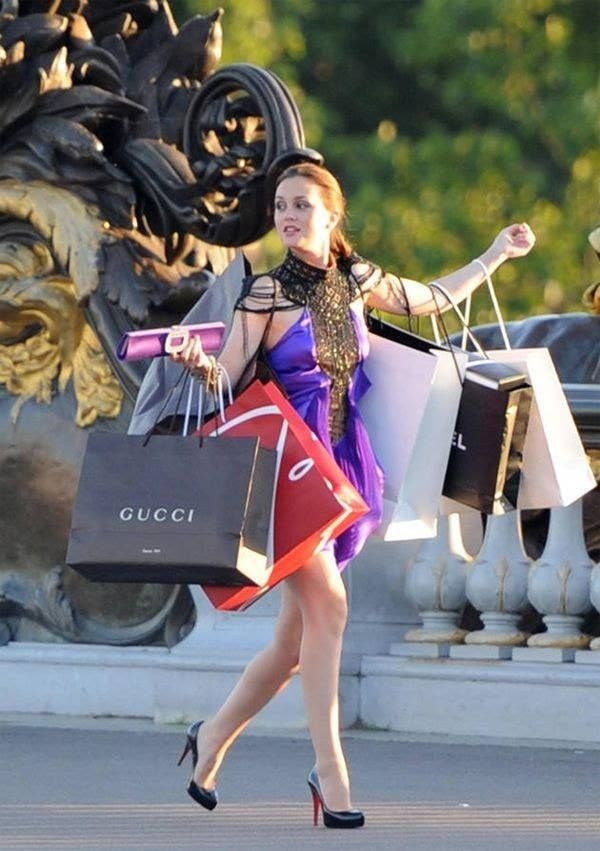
top-left (492, 222), bottom-right (536, 260)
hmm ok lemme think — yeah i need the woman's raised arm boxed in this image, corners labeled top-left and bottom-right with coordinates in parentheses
top-left (364, 222), bottom-right (536, 316)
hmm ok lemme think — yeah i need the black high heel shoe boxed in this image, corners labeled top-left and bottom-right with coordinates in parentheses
top-left (307, 768), bottom-right (365, 829)
top-left (177, 720), bottom-right (218, 811)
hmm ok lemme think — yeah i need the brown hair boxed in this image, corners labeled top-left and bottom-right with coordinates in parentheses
top-left (275, 162), bottom-right (354, 261)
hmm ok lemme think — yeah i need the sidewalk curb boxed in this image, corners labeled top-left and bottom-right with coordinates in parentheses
top-left (2, 712), bottom-right (599, 752)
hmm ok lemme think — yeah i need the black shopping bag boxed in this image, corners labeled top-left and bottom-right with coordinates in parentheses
top-left (368, 314), bottom-right (448, 354)
top-left (66, 432), bottom-right (277, 586)
top-left (442, 362), bottom-right (533, 514)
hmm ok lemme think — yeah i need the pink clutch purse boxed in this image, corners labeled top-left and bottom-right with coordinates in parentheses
top-left (116, 322), bottom-right (226, 361)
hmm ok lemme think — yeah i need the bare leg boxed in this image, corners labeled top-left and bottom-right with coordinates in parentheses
top-left (192, 583), bottom-right (303, 789)
top-left (286, 550), bottom-right (352, 812)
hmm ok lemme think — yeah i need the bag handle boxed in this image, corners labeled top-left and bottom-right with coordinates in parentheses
top-left (430, 313), bottom-right (442, 346)
top-left (431, 255), bottom-right (511, 354)
top-left (461, 293), bottom-right (472, 350)
top-left (434, 262), bottom-right (510, 352)
top-left (472, 258), bottom-right (511, 350)
top-left (182, 377), bottom-right (202, 438)
top-left (192, 361), bottom-right (234, 439)
top-left (181, 372), bottom-right (212, 446)
top-left (143, 367), bottom-right (187, 446)
top-left (143, 366), bottom-right (211, 448)
top-left (425, 286), bottom-right (472, 385)
top-left (206, 363), bottom-right (232, 433)
top-left (434, 293), bottom-right (471, 349)
top-left (429, 282), bottom-right (489, 358)
top-left (216, 363), bottom-right (233, 421)
top-left (177, 332), bottom-right (234, 438)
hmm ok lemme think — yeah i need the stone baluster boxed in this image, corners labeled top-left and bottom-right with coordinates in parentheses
top-left (527, 499), bottom-right (593, 649)
top-left (589, 562), bottom-right (600, 650)
top-left (403, 513), bottom-right (475, 644)
top-left (464, 511), bottom-right (532, 646)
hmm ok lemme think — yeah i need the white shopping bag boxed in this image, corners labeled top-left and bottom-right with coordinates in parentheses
top-left (360, 332), bottom-right (467, 540)
top-left (486, 348), bottom-right (596, 509)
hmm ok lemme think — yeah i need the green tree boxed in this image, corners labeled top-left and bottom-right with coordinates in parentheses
top-left (171, 0), bottom-right (599, 323)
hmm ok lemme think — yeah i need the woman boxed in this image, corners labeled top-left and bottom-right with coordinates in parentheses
top-left (172, 162), bottom-right (535, 827)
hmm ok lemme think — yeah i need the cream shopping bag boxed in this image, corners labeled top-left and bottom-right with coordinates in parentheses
top-left (485, 348), bottom-right (596, 509)
top-left (360, 325), bottom-right (467, 540)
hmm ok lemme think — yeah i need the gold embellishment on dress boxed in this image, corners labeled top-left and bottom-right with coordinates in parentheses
top-left (274, 252), bottom-right (360, 444)
top-left (307, 270), bottom-right (359, 443)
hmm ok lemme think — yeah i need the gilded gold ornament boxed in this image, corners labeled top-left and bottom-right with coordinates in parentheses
top-left (0, 180), bottom-right (122, 425)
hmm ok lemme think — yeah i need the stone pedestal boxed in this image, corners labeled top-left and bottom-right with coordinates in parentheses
top-left (528, 501), bottom-right (593, 649)
top-left (465, 512), bottom-right (531, 646)
top-left (403, 514), bottom-right (471, 643)
top-left (587, 563), bottom-right (600, 650)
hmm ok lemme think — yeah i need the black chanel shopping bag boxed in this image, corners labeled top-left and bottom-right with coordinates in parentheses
top-left (442, 361), bottom-right (533, 514)
top-left (66, 432), bottom-right (277, 586)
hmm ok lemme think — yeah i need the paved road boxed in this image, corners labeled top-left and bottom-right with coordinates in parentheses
top-left (1, 716), bottom-right (599, 850)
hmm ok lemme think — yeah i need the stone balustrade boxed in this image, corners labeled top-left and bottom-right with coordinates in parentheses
top-left (360, 490), bottom-right (600, 742)
top-left (403, 498), bottom-right (598, 653)
top-left (401, 381), bottom-right (600, 655)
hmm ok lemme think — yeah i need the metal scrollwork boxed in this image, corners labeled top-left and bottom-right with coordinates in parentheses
top-left (182, 64), bottom-right (308, 246)
top-left (0, 1), bottom-right (308, 647)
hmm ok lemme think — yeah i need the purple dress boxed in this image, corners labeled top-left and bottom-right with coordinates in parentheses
top-left (265, 304), bottom-right (384, 569)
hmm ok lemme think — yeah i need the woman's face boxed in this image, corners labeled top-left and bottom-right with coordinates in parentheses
top-left (274, 176), bottom-right (337, 257)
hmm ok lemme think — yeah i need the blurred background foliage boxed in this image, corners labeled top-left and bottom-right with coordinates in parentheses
top-left (172, 0), bottom-right (598, 325)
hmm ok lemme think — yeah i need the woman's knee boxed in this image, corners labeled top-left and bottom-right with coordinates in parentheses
top-left (287, 552), bottom-right (349, 633)
top-left (300, 585), bottom-right (348, 635)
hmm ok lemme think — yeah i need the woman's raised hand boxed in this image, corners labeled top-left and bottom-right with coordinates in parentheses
top-left (492, 222), bottom-right (536, 260)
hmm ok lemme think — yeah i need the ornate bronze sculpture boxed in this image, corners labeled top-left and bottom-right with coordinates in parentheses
top-left (0, 0), bottom-right (308, 645)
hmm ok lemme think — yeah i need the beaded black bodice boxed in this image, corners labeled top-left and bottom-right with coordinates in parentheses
top-left (277, 252), bottom-right (360, 442)
top-left (236, 251), bottom-right (382, 442)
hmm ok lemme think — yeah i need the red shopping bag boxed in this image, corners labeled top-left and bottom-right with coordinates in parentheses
top-left (198, 379), bottom-right (368, 610)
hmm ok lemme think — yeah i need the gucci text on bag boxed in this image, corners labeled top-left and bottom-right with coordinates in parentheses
top-left (118, 507), bottom-right (196, 523)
